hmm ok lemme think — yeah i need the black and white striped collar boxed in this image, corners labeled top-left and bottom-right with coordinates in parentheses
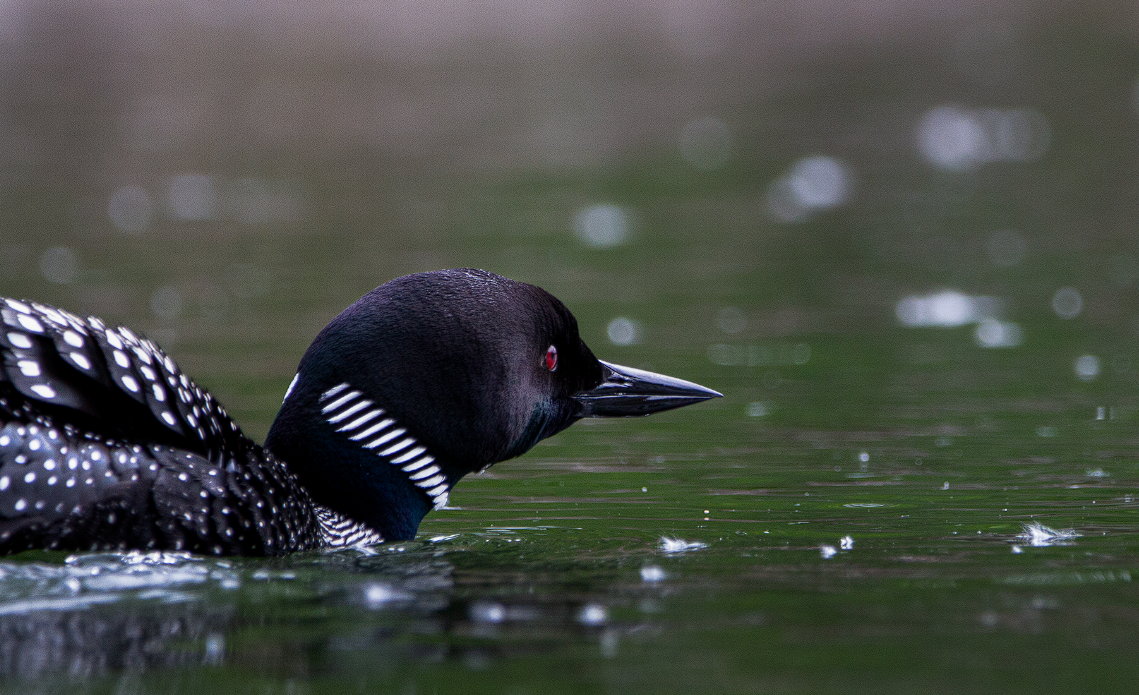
top-left (315, 382), bottom-right (451, 510)
top-left (314, 504), bottom-right (384, 547)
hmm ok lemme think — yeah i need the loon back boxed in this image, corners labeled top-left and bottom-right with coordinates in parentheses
top-left (0, 269), bottom-right (720, 556)
top-left (0, 298), bottom-right (332, 554)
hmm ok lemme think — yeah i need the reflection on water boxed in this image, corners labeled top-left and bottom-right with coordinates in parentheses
top-left (0, 536), bottom-right (666, 687)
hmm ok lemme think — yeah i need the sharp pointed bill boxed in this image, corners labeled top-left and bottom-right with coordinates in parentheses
top-left (573, 360), bottom-right (722, 417)
top-left (318, 382), bottom-right (450, 510)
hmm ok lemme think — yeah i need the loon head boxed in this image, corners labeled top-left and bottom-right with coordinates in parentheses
top-left (265, 268), bottom-right (720, 541)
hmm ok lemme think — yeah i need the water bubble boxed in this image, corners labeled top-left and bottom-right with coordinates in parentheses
top-left (1074, 355), bottom-right (1100, 381)
top-left (678, 116), bottom-right (732, 170)
top-left (107, 185), bottom-right (153, 234)
top-left (640, 565), bottom-right (666, 582)
top-left (717, 307), bottom-right (747, 334)
top-left (150, 286), bottom-right (183, 320)
top-left (1051, 287), bottom-right (1082, 319)
top-left (169, 174), bottom-right (218, 221)
top-left (986, 229), bottom-right (1026, 267)
top-left (573, 204), bottom-right (629, 248)
top-left (607, 317), bottom-right (641, 346)
top-left (40, 247), bottom-right (77, 284)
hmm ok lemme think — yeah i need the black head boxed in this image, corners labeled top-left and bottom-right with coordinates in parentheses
top-left (265, 268), bottom-right (719, 540)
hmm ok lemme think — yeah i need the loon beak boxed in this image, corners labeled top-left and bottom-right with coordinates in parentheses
top-left (573, 360), bottom-right (722, 417)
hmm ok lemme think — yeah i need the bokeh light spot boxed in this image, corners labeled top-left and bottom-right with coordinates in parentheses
top-left (40, 247), bottom-right (77, 285)
top-left (896, 291), bottom-right (989, 328)
top-left (574, 204), bottom-right (629, 248)
top-left (150, 286), bottom-right (183, 320)
top-left (788, 156), bottom-right (852, 209)
top-left (1051, 287), bottom-right (1082, 319)
top-left (918, 106), bottom-right (986, 171)
top-left (606, 317), bottom-right (641, 346)
top-left (169, 174), bottom-right (218, 221)
top-left (107, 185), bottom-right (153, 234)
top-left (917, 104), bottom-right (1050, 171)
top-left (974, 319), bottom-right (1023, 348)
top-left (1074, 355), bottom-right (1100, 381)
top-left (766, 156), bottom-right (853, 222)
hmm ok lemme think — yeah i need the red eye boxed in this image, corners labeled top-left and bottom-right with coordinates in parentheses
top-left (545, 345), bottom-right (558, 371)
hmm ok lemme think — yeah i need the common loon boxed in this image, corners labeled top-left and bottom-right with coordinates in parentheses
top-left (0, 268), bottom-right (720, 556)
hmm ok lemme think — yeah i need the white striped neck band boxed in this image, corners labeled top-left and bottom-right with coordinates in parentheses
top-left (316, 381), bottom-right (450, 510)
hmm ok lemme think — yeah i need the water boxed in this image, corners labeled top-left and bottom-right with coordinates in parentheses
top-left (2, 3), bottom-right (1139, 692)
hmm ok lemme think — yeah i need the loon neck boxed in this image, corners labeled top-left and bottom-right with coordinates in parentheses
top-left (265, 381), bottom-right (452, 541)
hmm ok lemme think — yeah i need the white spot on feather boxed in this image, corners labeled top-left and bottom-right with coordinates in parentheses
top-left (283, 373), bottom-right (299, 402)
top-left (16, 315), bottom-right (43, 333)
top-left (70, 352), bottom-right (91, 370)
top-left (31, 384), bottom-right (56, 399)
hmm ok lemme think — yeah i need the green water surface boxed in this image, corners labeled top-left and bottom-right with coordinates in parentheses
top-left (1, 4), bottom-right (1139, 693)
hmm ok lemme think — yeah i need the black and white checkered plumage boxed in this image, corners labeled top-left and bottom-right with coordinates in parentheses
top-left (0, 269), bottom-right (719, 556)
top-left (0, 298), bottom-right (372, 554)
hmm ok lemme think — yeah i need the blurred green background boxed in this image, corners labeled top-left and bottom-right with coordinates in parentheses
top-left (4, 2), bottom-right (1139, 693)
